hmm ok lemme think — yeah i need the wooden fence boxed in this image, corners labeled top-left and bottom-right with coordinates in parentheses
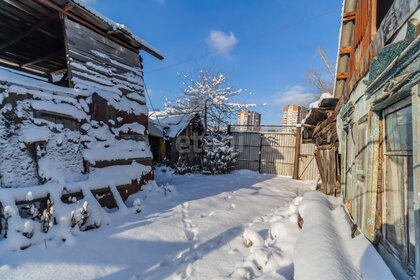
top-left (230, 130), bottom-right (319, 180)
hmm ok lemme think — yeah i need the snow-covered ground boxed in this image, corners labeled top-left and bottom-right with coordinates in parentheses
top-left (0, 169), bottom-right (394, 279)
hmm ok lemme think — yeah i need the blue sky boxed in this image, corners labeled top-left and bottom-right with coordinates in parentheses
top-left (86, 0), bottom-right (342, 124)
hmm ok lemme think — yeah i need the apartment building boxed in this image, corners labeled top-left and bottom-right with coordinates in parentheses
top-left (237, 110), bottom-right (261, 131)
top-left (281, 105), bottom-right (309, 132)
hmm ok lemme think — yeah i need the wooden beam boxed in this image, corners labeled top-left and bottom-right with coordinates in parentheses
top-left (336, 72), bottom-right (348, 79)
top-left (22, 0), bottom-right (55, 15)
top-left (371, 0), bottom-right (377, 39)
top-left (20, 49), bottom-right (64, 68)
top-left (3, 0), bottom-right (44, 18)
top-left (343, 11), bottom-right (356, 21)
top-left (0, 12), bottom-right (58, 51)
top-left (339, 46), bottom-right (351, 55)
top-left (37, 0), bottom-right (139, 54)
top-left (302, 123), bottom-right (316, 128)
top-left (0, 60), bottom-right (48, 78)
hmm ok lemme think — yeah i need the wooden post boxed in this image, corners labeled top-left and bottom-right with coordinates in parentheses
top-left (293, 126), bottom-right (302, 180)
top-left (160, 138), bottom-right (165, 163)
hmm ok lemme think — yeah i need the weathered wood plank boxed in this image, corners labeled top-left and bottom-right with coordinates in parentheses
top-left (69, 58), bottom-right (143, 91)
top-left (65, 18), bottom-right (140, 67)
top-left (64, 17), bottom-right (146, 99)
top-left (66, 47), bottom-right (143, 87)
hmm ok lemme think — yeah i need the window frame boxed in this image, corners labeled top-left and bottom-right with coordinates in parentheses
top-left (381, 96), bottom-right (415, 272)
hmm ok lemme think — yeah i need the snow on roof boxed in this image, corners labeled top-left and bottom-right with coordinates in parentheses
top-left (302, 92), bottom-right (336, 125)
top-left (0, 68), bottom-right (86, 98)
top-left (148, 119), bottom-right (164, 138)
top-left (71, 0), bottom-right (164, 60)
top-left (308, 92), bottom-right (334, 110)
top-left (148, 111), bottom-right (197, 138)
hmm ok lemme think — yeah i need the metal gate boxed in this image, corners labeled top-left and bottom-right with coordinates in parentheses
top-left (231, 130), bottom-right (318, 180)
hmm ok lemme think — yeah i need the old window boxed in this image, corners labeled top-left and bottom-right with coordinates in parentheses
top-left (376, 0), bottom-right (395, 30)
top-left (36, 112), bottom-right (79, 131)
top-left (382, 98), bottom-right (415, 271)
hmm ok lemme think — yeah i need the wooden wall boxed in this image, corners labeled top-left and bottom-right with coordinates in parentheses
top-left (64, 18), bottom-right (148, 134)
top-left (62, 17), bottom-right (152, 201)
top-left (64, 18), bottom-right (144, 97)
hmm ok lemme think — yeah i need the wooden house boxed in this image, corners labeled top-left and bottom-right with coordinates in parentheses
top-left (0, 0), bottom-right (163, 212)
top-left (148, 111), bottom-right (204, 167)
top-left (303, 0), bottom-right (420, 278)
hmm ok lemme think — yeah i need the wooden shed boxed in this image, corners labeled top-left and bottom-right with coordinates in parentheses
top-left (148, 111), bottom-right (204, 167)
top-left (0, 0), bottom-right (163, 209)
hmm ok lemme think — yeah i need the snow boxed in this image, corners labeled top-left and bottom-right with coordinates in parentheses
top-left (149, 111), bottom-right (197, 138)
top-left (0, 68), bottom-right (86, 98)
top-left (82, 122), bottom-right (152, 164)
top-left (83, 140), bottom-right (152, 164)
top-left (294, 191), bottom-right (395, 280)
top-left (309, 100), bottom-right (319, 109)
top-left (319, 92), bottom-right (333, 101)
top-left (112, 122), bottom-right (145, 135)
top-left (30, 100), bottom-right (87, 121)
top-left (309, 92), bottom-right (334, 110)
top-left (0, 66), bottom-right (152, 189)
top-left (0, 169), bottom-right (394, 280)
top-left (21, 126), bottom-right (50, 143)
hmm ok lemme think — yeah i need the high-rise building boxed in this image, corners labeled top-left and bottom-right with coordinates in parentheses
top-left (237, 110), bottom-right (261, 131)
top-left (281, 105), bottom-right (309, 132)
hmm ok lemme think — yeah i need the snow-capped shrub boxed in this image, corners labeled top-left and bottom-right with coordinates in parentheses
top-left (174, 156), bottom-right (190, 175)
top-left (202, 132), bottom-right (237, 175)
top-left (40, 199), bottom-right (54, 233)
top-left (174, 156), bottom-right (201, 175)
top-left (70, 201), bottom-right (100, 231)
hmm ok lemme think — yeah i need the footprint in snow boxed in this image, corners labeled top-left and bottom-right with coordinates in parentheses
top-left (200, 211), bottom-right (215, 218)
top-left (181, 202), bottom-right (198, 241)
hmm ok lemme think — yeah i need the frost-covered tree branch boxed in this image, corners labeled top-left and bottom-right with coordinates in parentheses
top-left (165, 67), bottom-right (255, 130)
top-left (304, 46), bottom-right (335, 98)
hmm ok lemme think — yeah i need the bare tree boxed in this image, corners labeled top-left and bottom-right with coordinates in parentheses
top-left (165, 66), bottom-right (255, 131)
top-left (305, 47), bottom-right (335, 97)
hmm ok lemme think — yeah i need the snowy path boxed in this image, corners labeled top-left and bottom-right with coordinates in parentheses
top-left (0, 169), bottom-right (313, 279)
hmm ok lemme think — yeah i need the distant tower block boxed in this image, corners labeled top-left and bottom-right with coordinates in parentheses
top-left (237, 110), bottom-right (261, 131)
top-left (281, 105), bottom-right (309, 132)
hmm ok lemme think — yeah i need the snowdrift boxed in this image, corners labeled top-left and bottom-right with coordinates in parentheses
top-left (294, 191), bottom-right (395, 280)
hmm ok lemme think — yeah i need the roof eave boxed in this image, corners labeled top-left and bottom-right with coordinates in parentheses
top-left (67, 0), bottom-right (164, 60)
